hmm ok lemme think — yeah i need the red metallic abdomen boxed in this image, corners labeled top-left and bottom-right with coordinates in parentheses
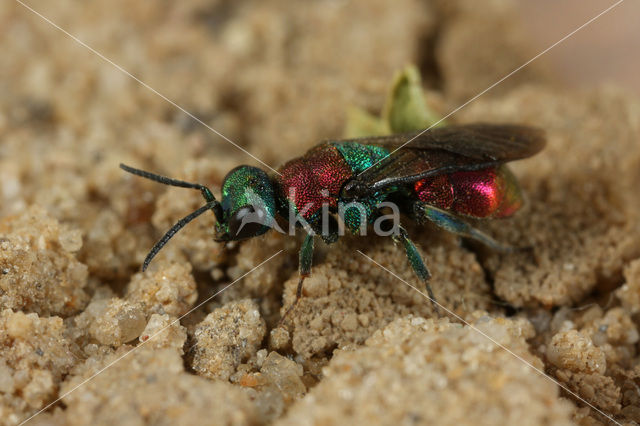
top-left (413, 165), bottom-right (523, 218)
top-left (277, 144), bottom-right (353, 219)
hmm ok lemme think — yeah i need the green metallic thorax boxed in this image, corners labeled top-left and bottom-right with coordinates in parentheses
top-left (330, 142), bottom-right (389, 174)
top-left (273, 142), bottom-right (392, 236)
top-left (331, 142), bottom-right (391, 234)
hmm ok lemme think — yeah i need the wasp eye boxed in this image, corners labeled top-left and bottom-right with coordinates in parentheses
top-left (228, 205), bottom-right (267, 240)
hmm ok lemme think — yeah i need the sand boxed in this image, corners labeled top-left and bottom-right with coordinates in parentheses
top-left (1, 0), bottom-right (639, 425)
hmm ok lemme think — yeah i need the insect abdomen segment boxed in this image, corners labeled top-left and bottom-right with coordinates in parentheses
top-left (413, 165), bottom-right (523, 218)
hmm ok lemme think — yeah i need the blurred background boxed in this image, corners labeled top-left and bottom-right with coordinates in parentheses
top-left (517, 0), bottom-right (639, 95)
top-left (2, 0), bottom-right (637, 221)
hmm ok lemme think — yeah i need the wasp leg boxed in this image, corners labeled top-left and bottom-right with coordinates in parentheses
top-left (312, 214), bottom-right (340, 245)
top-left (414, 203), bottom-right (517, 253)
top-left (393, 226), bottom-right (440, 315)
top-left (279, 233), bottom-right (315, 326)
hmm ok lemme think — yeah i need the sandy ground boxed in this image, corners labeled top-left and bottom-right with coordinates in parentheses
top-left (1, 0), bottom-right (639, 425)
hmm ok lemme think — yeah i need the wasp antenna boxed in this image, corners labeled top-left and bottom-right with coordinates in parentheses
top-left (120, 163), bottom-right (223, 222)
top-left (142, 202), bottom-right (218, 271)
top-left (120, 163), bottom-right (205, 190)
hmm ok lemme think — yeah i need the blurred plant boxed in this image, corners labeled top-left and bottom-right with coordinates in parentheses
top-left (345, 64), bottom-right (445, 137)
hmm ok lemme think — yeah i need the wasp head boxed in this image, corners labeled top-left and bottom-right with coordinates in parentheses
top-left (215, 165), bottom-right (277, 242)
top-left (119, 163), bottom-right (276, 271)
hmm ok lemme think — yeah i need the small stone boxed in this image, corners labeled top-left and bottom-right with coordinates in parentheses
top-left (58, 227), bottom-right (83, 252)
top-left (357, 314), bottom-right (370, 327)
top-left (269, 327), bottom-right (290, 352)
top-left (303, 274), bottom-right (329, 298)
top-left (190, 299), bottom-right (266, 381)
top-left (125, 262), bottom-right (197, 317)
top-left (139, 314), bottom-right (187, 353)
top-left (260, 352), bottom-right (306, 404)
top-left (546, 330), bottom-right (606, 374)
top-left (6, 311), bottom-right (34, 338)
top-left (340, 314), bottom-right (358, 332)
top-left (88, 298), bottom-right (147, 346)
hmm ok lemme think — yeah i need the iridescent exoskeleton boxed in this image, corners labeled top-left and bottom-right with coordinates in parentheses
top-left (121, 123), bottom-right (545, 317)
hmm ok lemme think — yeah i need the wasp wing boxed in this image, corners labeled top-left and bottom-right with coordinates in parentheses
top-left (339, 124), bottom-right (545, 198)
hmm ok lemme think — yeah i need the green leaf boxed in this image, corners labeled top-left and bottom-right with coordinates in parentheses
top-left (343, 64), bottom-right (443, 138)
top-left (344, 106), bottom-right (390, 138)
top-left (384, 65), bottom-right (443, 133)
